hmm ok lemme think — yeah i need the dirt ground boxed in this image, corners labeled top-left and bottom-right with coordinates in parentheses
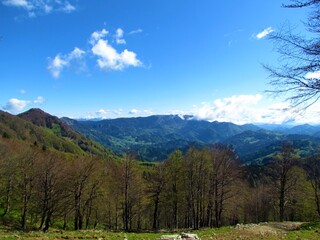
top-left (209, 222), bottom-right (305, 240)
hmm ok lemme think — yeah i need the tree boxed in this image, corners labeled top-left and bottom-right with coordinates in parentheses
top-left (304, 152), bottom-right (320, 217)
top-left (68, 156), bottom-right (98, 230)
top-left (265, 0), bottom-right (320, 109)
top-left (18, 147), bottom-right (39, 230)
top-left (183, 147), bottom-right (204, 229)
top-left (121, 152), bottom-right (143, 231)
top-left (269, 142), bottom-right (297, 221)
top-left (205, 145), bottom-right (240, 228)
top-left (35, 152), bottom-right (71, 232)
top-left (163, 150), bottom-right (183, 229)
top-left (145, 163), bottom-right (165, 230)
top-left (0, 140), bottom-right (19, 220)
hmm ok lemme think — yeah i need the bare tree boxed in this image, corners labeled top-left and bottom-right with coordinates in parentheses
top-left (205, 145), bottom-right (239, 228)
top-left (163, 150), bottom-right (183, 229)
top-left (265, 0), bottom-right (320, 109)
top-left (0, 141), bottom-right (18, 220)
top-left (268, 142), bottom-right (297, 222)
top-left (304, 152), bottom-right (320, 217)
top-left (145, 163), bottom-right (165, 230)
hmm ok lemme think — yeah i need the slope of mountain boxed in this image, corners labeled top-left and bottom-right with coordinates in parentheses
top-left (0, 109), bottom-right (113, 158)
top-left (223, 130), bottom-right (320, 163)
top-left (259, 123), bottom-right (320, 136)
top-left (61, 115), bottom-right (264, 161)
top-left (62, 114), bottom-right (320, 162)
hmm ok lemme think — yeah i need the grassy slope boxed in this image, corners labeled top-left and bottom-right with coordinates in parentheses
top-left (1, 222), bottom-right (320, 239)
top-left (0, 110), bottom-right (115, 158)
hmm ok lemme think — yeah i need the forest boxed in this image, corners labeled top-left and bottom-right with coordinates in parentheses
top-left (1, 136), bottom-right (320, 232)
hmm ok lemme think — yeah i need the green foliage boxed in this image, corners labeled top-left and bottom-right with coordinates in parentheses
top-left (2, 109), bottom-right (320, 233)
top-left (49, 123), bottom-right (62, 136)
top-left (0, 110), bottom-right (116, 159)
top-left (63, 114), bottom-right (320, 163)
top-left (300, 221), bottom-right (320, 230)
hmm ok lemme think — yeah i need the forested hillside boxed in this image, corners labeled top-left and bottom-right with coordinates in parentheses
top-left (1, 109), bottom-right (320, 232)
top-left (62, 114), bottom-right (320, 162)
top-left (0, 109), bottom-right (114, 158)
top-left (1, 134), bottom-right (320, 232)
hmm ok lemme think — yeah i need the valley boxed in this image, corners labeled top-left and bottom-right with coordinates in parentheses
top-left (62, 112), bottom-right (320, 163)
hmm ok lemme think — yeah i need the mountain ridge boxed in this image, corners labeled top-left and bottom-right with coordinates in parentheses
top-left (0, 109), bottom-right (115, 158)
top-left (61, 112), bottom-right (320, 162)
top-left (3, 108), bottom-right (319, 163)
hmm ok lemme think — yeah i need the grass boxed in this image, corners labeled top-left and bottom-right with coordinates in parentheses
top-left (1, 222), bottom-right (320, 240)
top-left (0, 229), bottom-right (170, 240)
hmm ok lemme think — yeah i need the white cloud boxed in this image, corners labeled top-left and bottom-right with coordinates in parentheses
top-left (3, 98), bottom-right (30, 112)
top-left (61, 1), bottom-right (75, 13)
top-left (43, 4), bottom-right (52, 13)
top-left (256, 27), bottom-right (274, 39)
top-left (33, 96), bottom-right (45, 104)
top-left (20, 89), bottom-right (26, 94)
top-left (192, 94), bottom-right (264, 124)
top-left (47, 54), bottom-right (69, 78)
top-left (93, 109), bottom-right (110, 119)
top-left (91, 39), bottom-right (142, 71)
top-left (305, 71), bottom-right (320, 79)
top-left (129, 109), bottom-right (139, 114)
top-left (3, 96), bottom-right (45, 113)
top-left (2, 0), bottom-right (32, 9)
top-left (128, 108), bottom-right (153, 116)
top-left (188, 94), bottom-right (320, 124)
top-left (2, 0), bottom-right (76, 17)
top-left (82, 108), bottom-right (124, 119)
top-left (69, 47), bottom-right (85, 59)
top-left (90, 29), bottom-right (109, 45)
top-left (115, 28), bottom-right (126, 45)
top-left (48, 28), bottom-right (142, 77)
top-left (48, 47), bottom-right (85, 78)
top-left (128, 29), bottom-right (143, 35)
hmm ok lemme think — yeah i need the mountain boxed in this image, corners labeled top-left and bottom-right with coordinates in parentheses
top-left (223, 130), bottom-right (320, 163)
top-left (259, 123), bottom-right (320, 136)
top-left (62, 114), bottom-right (320, 163)
top-left (61, 115), bottom-right (263, 161)
top-left (0, 109), bottom-right (114, 158)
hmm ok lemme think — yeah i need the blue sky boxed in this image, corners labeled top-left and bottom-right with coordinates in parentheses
top-left (1, 0), bottom-right (317, 124)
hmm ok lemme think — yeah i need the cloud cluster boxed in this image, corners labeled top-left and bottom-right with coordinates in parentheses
top-left (78, 108), bottom-right (153, 119)
top-left (255, 27), bottom-right (274, 39)
top-left (128, 28), bottom-right (143, 35)
top-left (61, 94), bottom-right (320, 124)
top-left (128, 108), bottom-right (153, 115)
top-left (3, 96), bottom-right (45, 113)
top-left (90, 28), bottom-right (142, 71)
top-left (2, 0), bottom-right (76, 17)
top-left (115, 28), bottom-right (126, 45)
top-left (190, 94), bottom-right (320, 124)
top-left (48, 28), bottom-right (143, 77)
top-left (48, 47), bottom-right (85, 78)
top-left (192, 94), bottom-right (264, 124)
top-left (84, 108), bottom-right (124, 119)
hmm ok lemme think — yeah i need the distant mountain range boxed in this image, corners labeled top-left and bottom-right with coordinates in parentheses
top-left (61, 114), bottom-right (320, 163)
top-left (2, 108), bottom-right (319, 163)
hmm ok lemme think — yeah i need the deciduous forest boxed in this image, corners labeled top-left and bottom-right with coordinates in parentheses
top-left (1, 136), bottom-right (320, 232)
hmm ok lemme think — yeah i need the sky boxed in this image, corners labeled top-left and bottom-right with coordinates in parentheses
top-left (1, 0), bottom-right (319, 124)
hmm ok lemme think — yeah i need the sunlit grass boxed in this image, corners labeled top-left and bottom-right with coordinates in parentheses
top-left (1, 222), bottom-right (320, 240)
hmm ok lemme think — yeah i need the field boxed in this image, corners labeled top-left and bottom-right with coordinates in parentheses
top-left (1, 222), bottom-right (320, 240)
